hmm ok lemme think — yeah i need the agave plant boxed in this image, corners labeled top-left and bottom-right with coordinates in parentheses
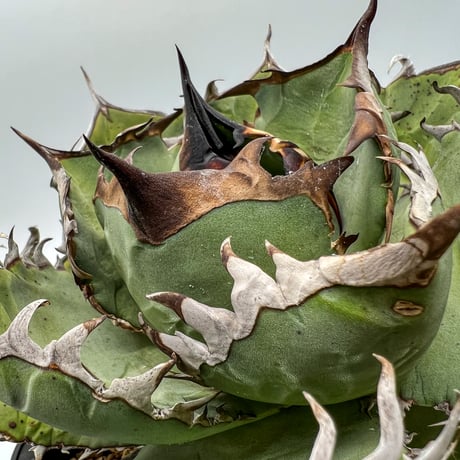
top-left (1, 0), bottom-right (459, 458)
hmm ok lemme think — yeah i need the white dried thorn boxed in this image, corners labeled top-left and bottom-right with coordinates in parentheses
top-left (0, 299), bottom-right (49, 363)
top-left (176, 297), bottom-right (235, 364)
top-left (303, 391), bottom-right (337, 460)
top-left (363, 354), bottom-right (404, 460)
top-left (150, 238), bottom-right (288, 369)
top-left (150, 206), bottom-right (460, 371)
top-left (388, 55), bottom-right (416, 82)
top-left (267, 240), bottom-right (330, 305)
top-left (99, 358), bottom-right (175, 415)
top-left (20, 226), bottom-right (41, 266)
top-left (156, 331), bottom-right (210, 372)
top-left (220, 236), bottom-right (235, 265)
top-left (147, 292), bottom-right (235, 366)
top-left (378, 139), bottom-right (439, 227)
top-left (153, 391), bottom-right (219, 425)
top-left (414, 390), bottom-right (460, 460)
top-left (227, 243), bottom-right (287, 334)
top-left (0, 300), bottom-right (107, 390)
top-left (45, 316), bottom-right (106, 389)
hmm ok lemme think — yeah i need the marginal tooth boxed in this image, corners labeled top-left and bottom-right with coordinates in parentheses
top-left (266, 241), bottom-right (331, 305)
top-left (271, 205), bottom-right (460, 299)
top-left (20, 227), bottom-right (40, 267)
top-left (33, 238), bottom-right (53, 269)
top-left (80, 66), bottom-right (115, 124)
top-left (319, 206), bottom-right (460, 288)
top-left (433, 80), bottom-right (460, 105)
top-left (228, 137), bottom-right (273, 175)
top-left (0, 301), bottom-right (105, 392)
top-left (4, 228), bottom-right (20, 268)
top-left (45, 316), bottom-right (106, 389)
top-left (415, 390), bottom-right (460, 460)
top-left (99, 358), bottom-right (175, 415)
top-left (390, 110), bottom-right (411, 123)
top-left (344, 92), bottom-right (385, 156)
top-left (220, 236), bottom-right (235, 266)
top-left (157, 332), bottom-right (209, 371)
top-left (177, 298), bottom-right (235, 362)
top-left (364, 355), bottom-right (404, 460)
top-left (380, 139), bottom-right (439, 227)
top-left (153, 391), bottom-right (219, 424)
top-left (0, 299), bottom-right (49, 364)
top-left (147, 292), bottom-right (187, 321)
top-left (407, 204), bottom-right (460, 262)
top-left (222, 238), bottom-right (287, 338)
top-left (388, 54), bottom-right (416, 82)
top-left (303, 391), bottom-right (337, 460)
top-left (148, 292), bottom-right (236, 364)
top-left (247, 24), bottom-right (285, 78)
top-left (420, 117), bottom-right (460, 143)
top-left (318, 242), bottom-right (425, 287)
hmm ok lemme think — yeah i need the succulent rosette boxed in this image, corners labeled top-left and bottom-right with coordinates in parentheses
top-left (1, 1), bottom-right (459, 458)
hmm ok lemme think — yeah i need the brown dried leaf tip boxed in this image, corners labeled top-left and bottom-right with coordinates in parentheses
top-left (87, 136), bottom-right (354, 245)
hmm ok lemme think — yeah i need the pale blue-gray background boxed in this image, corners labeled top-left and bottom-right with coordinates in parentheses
top-left (1, 0), bottom-right (459, 456)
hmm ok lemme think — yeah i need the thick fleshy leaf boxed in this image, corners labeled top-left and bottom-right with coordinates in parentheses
top-left (136, 358), bottom-right (459, 459)
top-left (221, 0), bottom-right (397, 251)
top-left (13, 80), bottom-right (182, 326)
top-left (135, 398), bottom-right (459, 459)
top-left (0, 402), bottom-right (108, 448)
top-left (383, 62), bottom-right (460, 406)
top-left (0, 239), bottom-right (278, 447)
top-left (152, 204), bottom-right (459, 405)
top-left (5, 0), bottom-right (460, 455)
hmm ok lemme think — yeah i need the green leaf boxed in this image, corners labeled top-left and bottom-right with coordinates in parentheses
top-left (0, 249), bottom-right (278, 447)
top-left (219, 1), bottom-right (395, 251)
top-left (382, 64), bottom-right (460, 406)
top-left (135, 402), bottom-right (459, 459)
top-left (0, 402), bottom-right (105, 448)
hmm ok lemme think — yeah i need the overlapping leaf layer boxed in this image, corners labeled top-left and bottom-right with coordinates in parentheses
top-left (1, 0), bottom-right (459, 458)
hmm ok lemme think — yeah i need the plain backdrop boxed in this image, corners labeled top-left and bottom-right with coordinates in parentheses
top-left (1, 0), bottom-right (460, 457)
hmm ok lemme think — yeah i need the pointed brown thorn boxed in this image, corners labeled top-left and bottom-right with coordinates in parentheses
top-left (12, 127), bottom-right (90, 162)
top-left (344, 91), bottom-right (386, 156)
top-left (83, 134), bottom-right (132, 179)
top-left (146, 292), bottom-right (187, 322)
top-left (221, 0), bottom-right (378, 101)
top-left (340, 0), bottom-right (377, 93)
top-left (248, 24), bottom-right (284, 79)
top-left (299, 156), bottom-right (354, 231)
top-left (11, 128), bottom-right (64, 171)
top-left (81, 66), bottom-right (113, 121)
top-left (268, 138), bottom-right (312, 174)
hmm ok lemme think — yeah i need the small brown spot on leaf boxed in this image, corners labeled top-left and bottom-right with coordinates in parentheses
top-left (392, 300), bottom-right (424, 317)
